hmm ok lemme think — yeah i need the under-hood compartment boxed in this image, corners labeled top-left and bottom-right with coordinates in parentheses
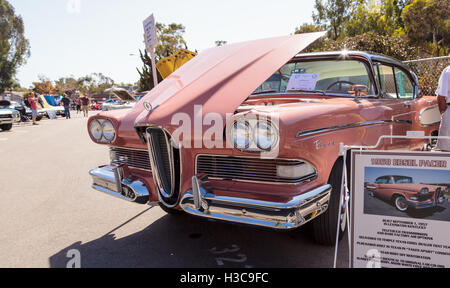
top-left (134, 32), bottom-right (326, 129)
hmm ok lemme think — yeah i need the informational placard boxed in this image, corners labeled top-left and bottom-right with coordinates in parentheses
top-left (143, 13), bottom-right (158, 87)
top-left (143, 14), bottom-right (157, 50)
top-left (351, 150), bottom-right (450, 268)
top-left (47, 110), bottom-right (57, 119)
top-left (286, 73), bottom-right (319, 91)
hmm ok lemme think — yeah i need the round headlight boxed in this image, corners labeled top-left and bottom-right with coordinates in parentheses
top-left (254, 121), bottom-right (278, 151)
top-left (420, 188), bottom-right (429, 195)
top-left (89, 119), bottom-right (103, 140)
top-left (102, 120), bottom-right (116, 142)
top-left (232, 121), bottom-right (251, 149)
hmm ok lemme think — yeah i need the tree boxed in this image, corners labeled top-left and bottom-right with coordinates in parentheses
top-left (312, 0), bottom-right (354, 40)
top-left (154, 23), bottom-right (187, 61)
top-left (32, 75), bottom-right (56, 95)
top-left (137, 22), bottom-right (188, 91)
top-left (295, 23), bottom-right (326, 34)
top-left (136, 49), bottom-right (162, 92)
top-left (215, 40), bottom-right (227, 47)
top-left (316, 32), bottom-right (418, 61)
top-left (344, 0), bottom-right (406, 37)
top-left (402, 0), bottom-right (449, 55)
top-left (0, 0), bottom-right (30, 94)
top-left (54, 77), bottom-right (79, 96)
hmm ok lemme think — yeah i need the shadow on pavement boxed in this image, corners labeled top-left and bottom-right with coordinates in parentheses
top-left (49, 208), bottom-right (346, 268)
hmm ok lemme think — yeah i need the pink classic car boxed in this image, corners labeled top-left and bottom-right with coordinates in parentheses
top-left (88, 32), bottom-right (441, 245)
top-left (366, 176), bottom-right (448, 211)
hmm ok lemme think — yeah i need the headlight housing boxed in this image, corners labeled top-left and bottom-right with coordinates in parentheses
top-left (230, 118), bottom-right (279, 152)
top-left (420, 188), bottom-right (429, 195)
top-left (89, 119), bottom-right (116, 143)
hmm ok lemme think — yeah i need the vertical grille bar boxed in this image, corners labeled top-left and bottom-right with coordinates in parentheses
top-left (146, 127), bottom-right (176, 199)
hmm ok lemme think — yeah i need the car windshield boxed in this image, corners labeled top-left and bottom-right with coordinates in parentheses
top-left (252, 59), bottom-right (376, 96)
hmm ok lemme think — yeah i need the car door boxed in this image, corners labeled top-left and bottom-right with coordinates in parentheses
top-left (374, 63), bottom-right (413, 148)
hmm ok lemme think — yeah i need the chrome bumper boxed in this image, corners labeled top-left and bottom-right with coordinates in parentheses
top-left (408, 196), bottom-right (448, 209)
top-left (89, 165), bottom-right (150, 204)
top-left (180, 177), bottom-right (332, 230)
top-left (0, 119), bottom-right (13, 125)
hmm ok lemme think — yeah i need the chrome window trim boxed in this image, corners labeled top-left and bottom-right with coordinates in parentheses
top-left (195, 154), bottom-right (317, 186)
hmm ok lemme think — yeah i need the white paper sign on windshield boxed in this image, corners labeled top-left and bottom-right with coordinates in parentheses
top-left (286, 73), bottom-right (320, 91)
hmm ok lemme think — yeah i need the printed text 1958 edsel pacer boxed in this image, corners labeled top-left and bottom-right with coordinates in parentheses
top-left (88, 32), bottom-right (441, 245)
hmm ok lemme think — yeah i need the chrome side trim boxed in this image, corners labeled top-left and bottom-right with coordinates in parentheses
top-left (296, 120), bottom-right (411, 138)
top-left (180, 182), bottom-right (332, 230)
top-left (89, 166), bottom-right (150, 204)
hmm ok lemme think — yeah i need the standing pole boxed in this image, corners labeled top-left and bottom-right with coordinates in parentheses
top-left (149, 47), bottom-right (158, 87)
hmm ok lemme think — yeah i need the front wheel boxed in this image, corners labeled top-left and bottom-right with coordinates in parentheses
top-left (158, 203), bottom-right (184, 215)
top-left (0, 124), bottom-right (12, 131)
top-left (394, 196), bottom-right (409, 212)
top-left (312, 159), bottom-right (347, 246)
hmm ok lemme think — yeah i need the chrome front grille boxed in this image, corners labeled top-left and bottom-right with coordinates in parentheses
top-left (146, 127), bottom-right (180, 206)
top-left (196, 155), bottom-right (316, 184)
top-left (110, 147), bottom-right (151, 171)
top-left (0, 114), bottom-right (12, 119)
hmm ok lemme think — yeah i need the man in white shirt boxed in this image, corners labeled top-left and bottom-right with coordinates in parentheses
top-left (436, 66), bottom-right (450, 151)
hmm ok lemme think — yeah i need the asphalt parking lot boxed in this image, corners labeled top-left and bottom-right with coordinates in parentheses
top-left (0, 113), bottom-right (348, 268)
top-left (364, 189), bottom-right (450, 222)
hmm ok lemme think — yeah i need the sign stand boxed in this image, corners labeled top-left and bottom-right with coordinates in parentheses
top-left (143, 14), bottom-right (158, 88)
top-left (333, 133), bottom-right (450, 268)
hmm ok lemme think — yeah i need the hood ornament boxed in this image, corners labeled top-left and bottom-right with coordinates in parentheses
top-left (144, 101), bottom-right (153, 112)
top-left (144, 101), bottom-right (159, 114)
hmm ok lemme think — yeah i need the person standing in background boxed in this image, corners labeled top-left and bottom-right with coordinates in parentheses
top-left (61, 94), bottom-right (71, 119)
top-left (436, 66), bottom-right (450, 151)
top-left (27, 92), bottom-right (38, 125)
top-left (81, 95), bottom-right (90, 118)
top-left (76, 97), bottom-right (81, 114)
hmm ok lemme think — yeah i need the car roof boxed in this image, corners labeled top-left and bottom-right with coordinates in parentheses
top-left (295, 51), bottom-right (411, 72)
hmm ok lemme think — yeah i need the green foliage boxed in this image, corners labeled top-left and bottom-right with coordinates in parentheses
top-left (137, 22), bottom-right (187, 91)
top-left (0, 0), bottom-right (30, 94)
top-left (215, 40), bottom-right (227, 47)
top-left (315, 32), bottom-right (418, 60)
top-left (53, 73), bottom-right (115, 96)
top-left (136, 49), bottom-right (162, 92)
top-left (402, 0), bottom-right (449, 56)
top-left (312, 0), bottom-right (353, 40)
top-left (154, 23), bottom-right (187, 61)
top-left (345, 0), bottom-right (406, 37)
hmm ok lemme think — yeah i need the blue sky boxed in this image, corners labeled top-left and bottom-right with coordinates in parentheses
top-left (10, 0), bottom-right (315, 88)
top-left (365, 167), bottom-right (450, 185)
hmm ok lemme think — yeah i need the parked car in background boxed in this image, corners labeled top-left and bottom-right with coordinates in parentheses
top-left (0, 100), bottom-right (20, 131)
top-left (38, 95), bottom-right (66, 118)
top-left (366, 176), bottom-right (448, 211)
top-left (9, 101), bottom-right (43, 122)
top-left (101, 88), bottom-right (137, 111)
top-left (87, 33), bottom-right (441, 245)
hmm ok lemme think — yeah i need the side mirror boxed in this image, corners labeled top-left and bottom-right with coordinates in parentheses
top-left (349, 85), bottom-right (369, 98)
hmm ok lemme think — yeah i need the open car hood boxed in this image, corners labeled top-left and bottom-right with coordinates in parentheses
top-left (0, 100), bottom-right (11, 107)
top-left (134, 32), bottom-right (326, 127)
top-left (105, 88), bottom-right (136, 102)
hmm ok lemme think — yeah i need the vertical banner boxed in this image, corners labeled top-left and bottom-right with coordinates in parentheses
top-left (351, 150), bottom-right (450, 268)
top-left (143, 14), bottom-right (158, 87)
